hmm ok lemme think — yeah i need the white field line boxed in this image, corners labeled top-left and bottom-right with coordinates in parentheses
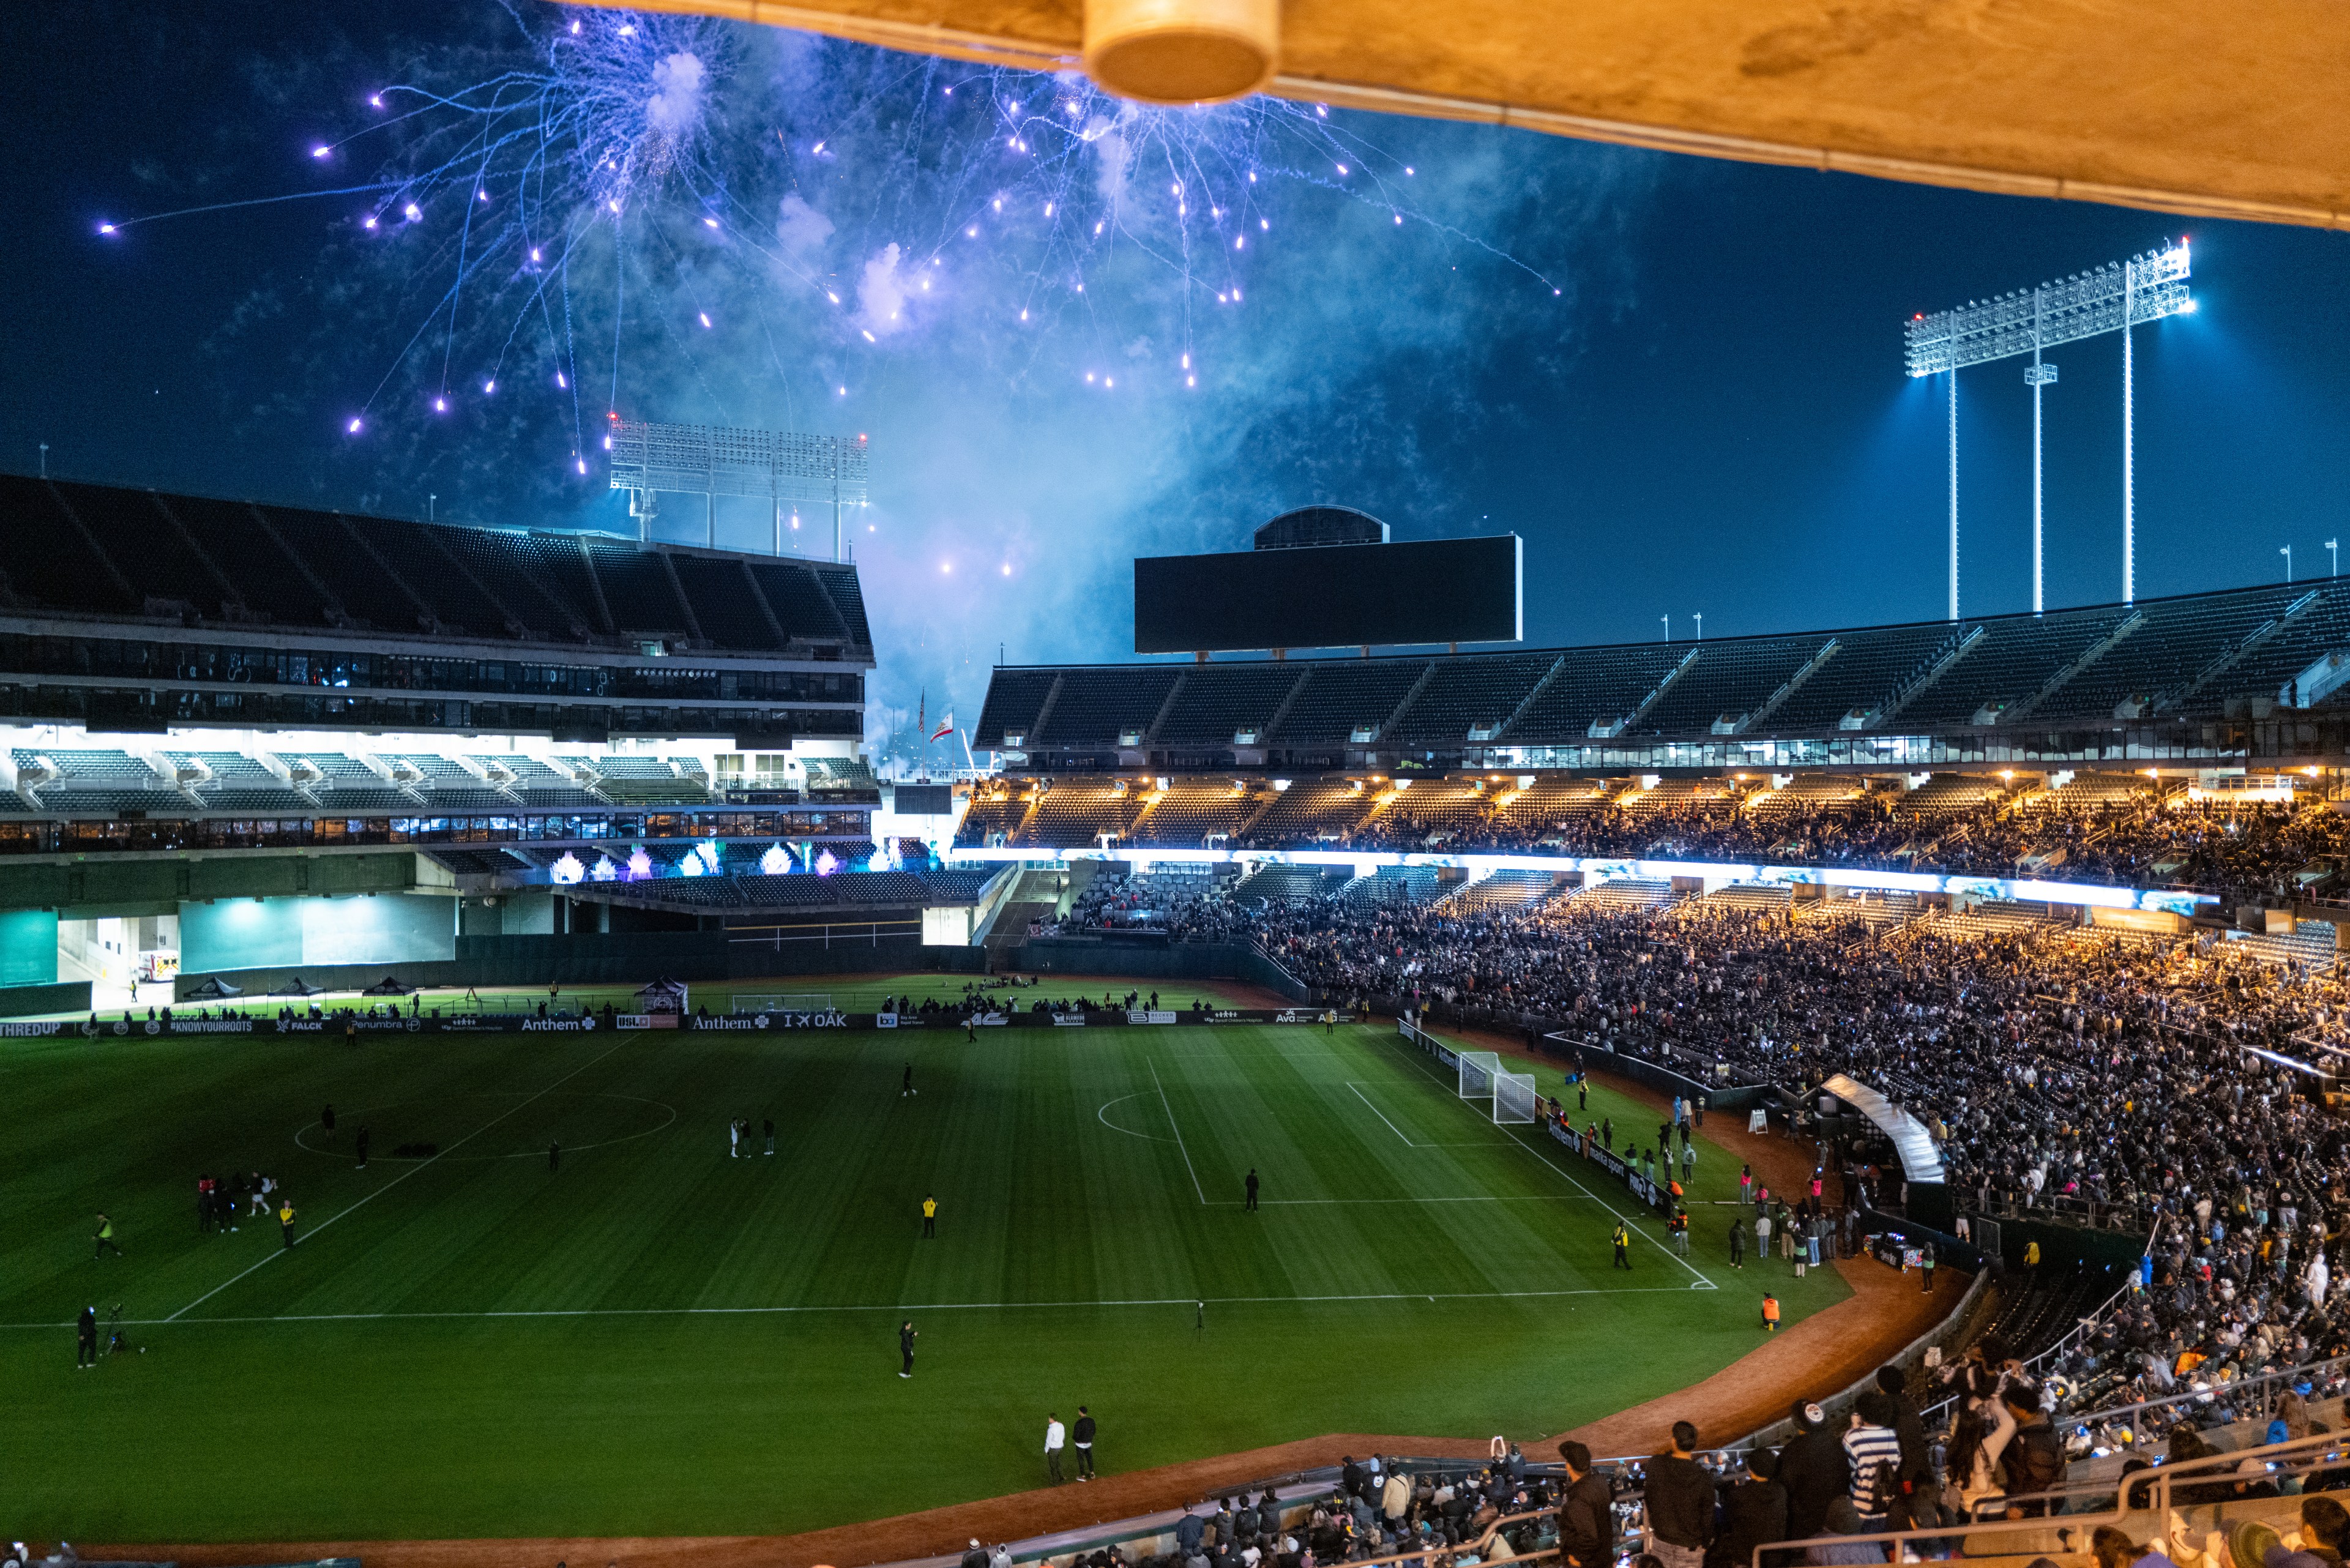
top-left (3, 1283), bottom-right (1714, 1331)
top-left (165, 1030), bottom-right (643, 1323)
top-left (1388, 1031), bottom-right (1717, 1290)
top-left (1348, 1081), bottom-right (1418, 1146)
top-left (1150, 1058), bottom-right (1208, 1206)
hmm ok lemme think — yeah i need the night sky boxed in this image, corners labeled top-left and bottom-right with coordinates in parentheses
top-left (7, 2), bottom-right (2349, 755)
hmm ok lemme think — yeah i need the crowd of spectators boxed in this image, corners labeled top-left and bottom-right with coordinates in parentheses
top-left (1231, 790), bottom-right (2348, 910)
top-left (1050, 870), bottom-right (1249, 943)
top-left (1228, 878), bottom-right (2350, 1417)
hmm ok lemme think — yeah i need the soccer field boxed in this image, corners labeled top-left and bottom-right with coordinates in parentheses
top-left (2, 1018), bottom-right (1849, 1543)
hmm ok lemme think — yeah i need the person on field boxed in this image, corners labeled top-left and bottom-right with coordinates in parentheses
top-left (763, 1116), bottom-right (775, 1155)
top-left (1245, 1168), bottom-right (1261, 1211)
top-left (1073, 1405), bottom-right (1097, 1479)
top-left (76, 1305), bottom-right (99, 1369)
top-left (92, 1214), bottom-right (122, 1259)
top-left (903, 1062), bottom-right (916, 1097)
top-left (278, 1198), bottom-right (297, 1249)
top-left (549, 1139), bottom-right (561, 1173)
top-left (923, 1195), bottom-right (938, 1238)
top-left (898, 1320), bottom-right (917, 1378)
top-left (1044, 1411), bottom-right (1066, 1482)
top-left (356, 1127), bottom-right (370, 1170)
top-left (729, 1118), bottom-right (741, 1159)
top-left (1613, 1220), bottom-right (1632, 1271)
top-left (1729, 1217), bottom-right (1746, 1269)
top-left (1761, 1293), bottom-right (1780, 1332)
top-left (322, 1103), bottom-right (336, 1138)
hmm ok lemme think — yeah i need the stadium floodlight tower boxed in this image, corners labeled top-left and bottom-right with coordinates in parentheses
top-left (606, 417), bottom-right (870, 561)
top-left (1903, 240), bottom-right (2192, 615)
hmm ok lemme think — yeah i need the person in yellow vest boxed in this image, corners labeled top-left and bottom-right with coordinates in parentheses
top-left (278, 1198), bottom-right (297, 1249)
top-left (2024, 1239), bottom-right (2041, 1274)
top-left (922, 1194), bottom-right (938, 1239)
top-left (1611, 1221), bottom-right (1632, 1271)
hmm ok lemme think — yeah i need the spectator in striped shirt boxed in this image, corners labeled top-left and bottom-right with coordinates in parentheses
top-left (1842, 1393), bottom-right (1905, 1528)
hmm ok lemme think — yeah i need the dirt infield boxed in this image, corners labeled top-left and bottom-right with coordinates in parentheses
top-left (81, 1050), bottom-right (1963, 1568)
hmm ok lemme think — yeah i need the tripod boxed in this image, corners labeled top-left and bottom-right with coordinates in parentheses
top-left (106, 1302), bottom-right (129, 1356)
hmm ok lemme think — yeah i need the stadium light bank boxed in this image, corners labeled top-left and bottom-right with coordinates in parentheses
top-left (1904, 240), bottom-right (2193, 619)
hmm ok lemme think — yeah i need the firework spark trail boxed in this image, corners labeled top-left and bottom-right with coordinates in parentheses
top-left (98, 4), bottom-right (1559, 465)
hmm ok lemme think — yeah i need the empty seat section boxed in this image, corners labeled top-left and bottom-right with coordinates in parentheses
top-left (1232, 863), bottom-right (1354, 899)
top-left (1389, 654), bottom-right (1554, 745)
top-left (1268, 659), bottom-right (1427, 745)
top-left (1154, 665), bottom-right (1302, 745)
top-left (0, 477), bottom-right (143, 616)
top-left (2037, 587), bottom-right (2297, 720)
top-left (976, 671), bottom-right (1058, 745)
top-left (1637, 637), bottom-right (1824, 736)
top-left (1037, 668), bottom-right (1179, 747)
top-left (744, 561), bottom-right (848, 643)
top-left (351, 518), bottom-right (513, 638)
top-left (428, 528), bottom-right (603, 638)
top-left (1900, 609), bottom-right (2128, 726)
top-left (955, 787), bottom-right (1032, 845)
top-left (63, 487), bottom-right (234, 616)
top-left (1242, 780), bottom-right (1371, 844)
top-left (667, 556), bottom-right (782, 651)
top-left (1021, 778), bottom-right (1144, 846)
top-left (1508, 644), bottom-right (1687, 742)
top-left (1769, 622), bottom-right (1960, 731)
top-left (1133, 782), bottom-right (1263, 844)
top-left (186, 500), bottom-right (337, 625)
top-left (2188, 582), bottom-right (2350, 707)
top-left (582, 542), bottom-right (691, 635)
top-left (811, 564), bottom-right (872, 648)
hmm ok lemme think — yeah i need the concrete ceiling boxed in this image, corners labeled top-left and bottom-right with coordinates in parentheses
top-left (592, 0), bottom-right (2350, 228)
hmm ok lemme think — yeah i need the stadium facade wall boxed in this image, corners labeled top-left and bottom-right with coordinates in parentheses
top-left (0, 850), bottom-right (421, 914)
top-left (0, 907), bottom-right (58, 985)
top-left (0, 979), bottom-right (92, 1017)
top-left (1005, 939), bottom-right (1309, 1000)
top-left (181, 892), bottom-right (455, 973)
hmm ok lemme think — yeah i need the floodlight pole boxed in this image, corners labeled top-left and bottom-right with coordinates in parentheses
top-left (1947, 371), bottom-right (1959, 621)
top-left (2122, 267), bottom-right (2136, 605)
top-left (2024, 286), bottom-right (2057, 616)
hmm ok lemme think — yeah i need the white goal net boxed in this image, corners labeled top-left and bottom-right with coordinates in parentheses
top-left (731, 993), bottom-right (830, 1014)
top-left (1457, 1050), bottom-right (1500, 1103)
top-left (1494, 1070), bottom-right (1539, 1124)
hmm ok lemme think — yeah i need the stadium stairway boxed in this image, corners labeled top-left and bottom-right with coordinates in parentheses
top-left (972, 867), bottom-right (1067, 958)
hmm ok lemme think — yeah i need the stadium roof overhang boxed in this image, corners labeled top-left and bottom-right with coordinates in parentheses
top-left (1818, 1071), bottom-right (1945, 1185)
top-left (588, 1), bottom-right (2349, 230)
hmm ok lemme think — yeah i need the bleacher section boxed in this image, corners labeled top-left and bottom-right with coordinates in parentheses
top-left (0, 475), bottom-right (872, 656)
top-left (1572, 876), bottom-right (1679, 912)
top-left (1233, 863), bottom-right (1356, 900)
top-left (992, 575), bottom-right (2350, 758)
top-left (1447, 868), bottom-right (1572, 909)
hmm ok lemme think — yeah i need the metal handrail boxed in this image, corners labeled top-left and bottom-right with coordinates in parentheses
top-left (1747, 1426), bottom-right (2350, 1568)
top-left (2050, 1350), bottom-right (2350, 1444)
top-left (1919, 1277), bottom-right (2136, 1430)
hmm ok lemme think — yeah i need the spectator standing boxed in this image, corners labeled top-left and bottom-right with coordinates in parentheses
top-left (1843, 1393), bottom-right (1904, 1527)
top-left (1805, 1499), bottom-right (1882, 1567)
top-left (1644, 1420), bottom-right (1717, 1568)
top-left (1554, 1441), bottom-right (1615, 1568)
top-left (1707, 1448), bottom-right (1788, 1568)
top-left (1043, 1411), bottom-right (1066, 1482)
top-left (961, 1540), bottom-right (989, 1568)
top-left (1778, 1403), bottom-right (1852, 1541)
top-left (1998, 1381), bottom-right (2062, 1518)
top-left (1073, 1405), bottom-right (1097, 1480)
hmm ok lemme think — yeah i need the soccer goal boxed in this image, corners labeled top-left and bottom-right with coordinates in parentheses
top-left (1493, 1070), bottom-right (1539, 1125)
top-left (730, 992), bottom-right (830, 1014)
top-left (1457, 1050), bottom-right (1501, 1104)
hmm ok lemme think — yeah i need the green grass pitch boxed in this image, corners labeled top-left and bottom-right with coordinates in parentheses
top-left (1, 1015), bottom-right (1849, 1543)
